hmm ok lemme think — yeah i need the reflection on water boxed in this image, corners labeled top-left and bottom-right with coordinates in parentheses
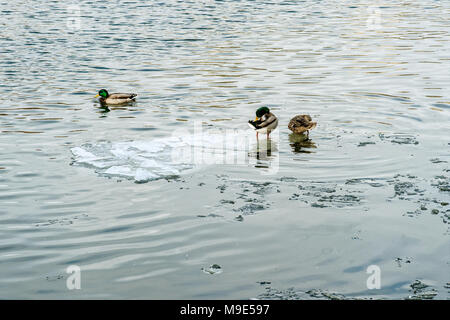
top-left (248, 139), bottom-right (279, 171)
top-left (95, 101), bottom-right (142, 118)
top-left (0, 0), bottom-right (449, 299)
top-left (97, 105), bottom-right (111, 115)
top-left (289, 133), bottom-right (317, 154)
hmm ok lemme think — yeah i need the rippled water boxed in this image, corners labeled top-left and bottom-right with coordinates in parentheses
top-left (1, 0), bottom-right (449, 299)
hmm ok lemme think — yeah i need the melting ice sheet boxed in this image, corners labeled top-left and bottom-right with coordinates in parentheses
top-left (71, 131), bottom-right (262, 183)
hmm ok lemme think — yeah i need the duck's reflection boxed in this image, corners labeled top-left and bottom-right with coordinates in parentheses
top-left (97, 104), bottom-right (110, 113)
top-left (248, 138), bottom-right (279, 171)
top-left (289, 133), bottom-right (317, 154)
top-left (96, 101), bottom-right (138, 117)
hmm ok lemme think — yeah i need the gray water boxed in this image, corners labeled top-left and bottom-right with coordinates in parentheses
top-left (1, 0), bottom-right (449, 299)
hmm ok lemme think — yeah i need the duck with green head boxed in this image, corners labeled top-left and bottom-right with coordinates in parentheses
top-left (94, 89), bottom-right (137, 105)
top-left (248, 106), bottom-right (278, 140)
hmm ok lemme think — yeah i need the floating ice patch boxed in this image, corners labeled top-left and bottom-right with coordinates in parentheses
top-left (71, 137), bottom-right (193, 182)
top-left (70, 130), bottom-right (267, 182)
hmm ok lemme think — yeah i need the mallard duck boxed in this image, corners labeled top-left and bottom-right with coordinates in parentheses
top-left (248, 107), bottom-right (278, 140)
top-left (288, 115), bottom-right (316, 137)
top-left (94, 89), bottom-right (137, 105)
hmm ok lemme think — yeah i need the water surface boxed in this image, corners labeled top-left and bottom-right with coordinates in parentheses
top-left (0, 0), bottom-right (449, 299)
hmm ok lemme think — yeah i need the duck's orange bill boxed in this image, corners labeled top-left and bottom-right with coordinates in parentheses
top-left (255, 117), bottom-right (259, 121)
top-left (94, 94), bottom-right (100, 98)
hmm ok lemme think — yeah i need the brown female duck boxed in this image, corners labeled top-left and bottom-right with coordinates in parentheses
top-left (288, 115), bottom-right (316, 137)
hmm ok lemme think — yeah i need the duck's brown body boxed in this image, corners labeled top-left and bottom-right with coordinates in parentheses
top-left (288, 115), bottom-right (316, 134)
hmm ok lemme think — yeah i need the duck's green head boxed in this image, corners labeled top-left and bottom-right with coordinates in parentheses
top-left (95, 89), bottom-right (109, 98)
top-left (255, 106), bottom-right (270, 120)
